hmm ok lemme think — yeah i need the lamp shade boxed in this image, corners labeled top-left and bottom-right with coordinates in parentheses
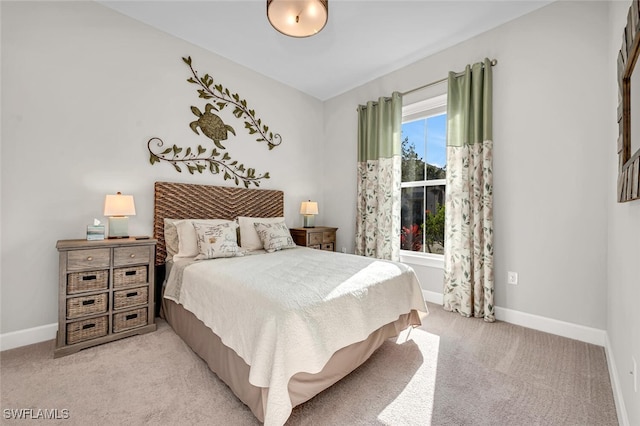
top-left (267, 0), bottom-right (328, 38)
top-left (103, 192), bottom-right (136, 217)
top-left (300, 201), bottom-right (318, 215)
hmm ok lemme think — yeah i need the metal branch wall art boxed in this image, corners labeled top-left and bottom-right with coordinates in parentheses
top-left (148, 56), bottom-right (282, 188)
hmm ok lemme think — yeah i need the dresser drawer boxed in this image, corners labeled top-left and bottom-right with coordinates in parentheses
top-left (321, 243), bottom-right (335, 251)
top-left (67, 270), bottom-right (109, 294)
top-left (67, 316), bottom-right (108, 345)
top-left (114, 246), bottom-right (150, 266)
top-left (308, 232), bottom-right (323, 245)
top-left (322, 232), bottom-right (336, 243)
top-left (113, 308), bottom-right (147, 333)
top-left (113, 286), bottom-right (148, 310)
top-left (67, 248), bottom-right (110, 271)
top-left (67, 293), bottom-right (108, 319)
top-left (113, 265), bottom-right (147, 288)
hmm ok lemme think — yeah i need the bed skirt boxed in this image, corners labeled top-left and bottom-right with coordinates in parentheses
top-left (162, 298), bottom-right (421, 423)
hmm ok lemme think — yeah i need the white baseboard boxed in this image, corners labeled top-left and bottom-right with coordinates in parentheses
top-left (423, 289), bottom-right (443, 305)
top-left (494, 306), bottom-right (607, 346)
top-left (422, 290), bottom-right (606, 346)
top-left (0, 323), bottom-right (57, 352)
top-left (604, 333), bottom-right (630, 426)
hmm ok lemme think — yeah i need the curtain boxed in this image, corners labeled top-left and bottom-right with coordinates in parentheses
top-left (443, 59), bottom-right (495, 322)
top-left (355, 92), bottom-right (403, 261)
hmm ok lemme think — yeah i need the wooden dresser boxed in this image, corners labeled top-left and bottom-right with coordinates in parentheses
top-left (55, 238), bottom-right (156, 358)
top-left (290, 226), bottom-right (338, 251)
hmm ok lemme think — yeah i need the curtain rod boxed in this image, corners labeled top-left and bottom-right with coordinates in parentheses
top-left (401, 58), bottom-right (498, 97)
top-left (357, 59), bottom-right (497, 111)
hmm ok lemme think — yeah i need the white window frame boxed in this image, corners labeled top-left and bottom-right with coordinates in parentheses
top-left (400, 94), bottom-right (447, 269)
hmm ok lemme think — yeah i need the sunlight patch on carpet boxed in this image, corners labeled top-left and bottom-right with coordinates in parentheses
top-left (377, 329), bottom-right (440, 425)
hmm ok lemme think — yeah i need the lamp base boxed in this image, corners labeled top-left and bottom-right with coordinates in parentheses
top-left (303, 215), bottom-right (315, 228)
top-left (108, 216), bottom-right (130, 239)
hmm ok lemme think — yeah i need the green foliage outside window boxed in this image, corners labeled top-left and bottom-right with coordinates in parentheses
top-left (401, 137), bottom-right (446, 182)
top-left (424, 203), bottom-right (445, 253)
top-left (401, 136), bottom-right (446, 254)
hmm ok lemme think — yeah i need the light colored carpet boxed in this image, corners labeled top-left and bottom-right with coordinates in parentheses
top-left (1, 303), bottom-right (618, 425)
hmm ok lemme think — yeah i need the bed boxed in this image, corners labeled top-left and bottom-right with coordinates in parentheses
top-left (153, 181), bottom-right (427, 425)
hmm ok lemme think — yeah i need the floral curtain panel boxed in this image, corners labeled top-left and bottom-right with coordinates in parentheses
top-left (443, 59), bottom-right (495, 322)
top-left (355, 92), bottom-right (403, 261)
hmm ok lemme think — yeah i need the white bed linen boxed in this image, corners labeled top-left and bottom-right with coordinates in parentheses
top-left (164, 247), bottom-right (427, 426)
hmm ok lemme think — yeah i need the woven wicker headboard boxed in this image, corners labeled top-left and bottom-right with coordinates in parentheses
top-left (153, 181), bottom-right (284, 266)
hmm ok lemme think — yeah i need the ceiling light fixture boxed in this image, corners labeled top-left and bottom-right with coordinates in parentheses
top-left (267, 0), bottom-right (328, 38)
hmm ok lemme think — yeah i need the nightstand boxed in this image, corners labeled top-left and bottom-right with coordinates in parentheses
top-left (290, 227), bottom-right (338, 251)
top-left (55, 238), bottom-right (157, 358)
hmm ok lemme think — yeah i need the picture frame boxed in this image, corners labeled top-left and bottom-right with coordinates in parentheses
top-left (617, 0), bottom-right (640, 202)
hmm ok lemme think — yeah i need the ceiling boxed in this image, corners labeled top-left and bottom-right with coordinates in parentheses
top-left (99, 0), bottom-right (552, 100)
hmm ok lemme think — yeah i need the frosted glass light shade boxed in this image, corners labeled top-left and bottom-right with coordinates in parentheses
top-left (267, 0), bottom-right (328, 38)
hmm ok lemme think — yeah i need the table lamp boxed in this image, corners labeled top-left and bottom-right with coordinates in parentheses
top-left (300, 200), bottom-right (318, 228)
top-left (104, 192), bottom-right (136, 238)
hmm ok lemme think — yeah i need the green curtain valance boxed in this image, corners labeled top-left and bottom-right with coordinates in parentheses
top-left (357, 92), bottom-right (402, 161)
top-left (447, 58), bottom-right (493, 147)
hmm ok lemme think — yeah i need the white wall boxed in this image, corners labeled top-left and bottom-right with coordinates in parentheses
top-left (323, 1), bottom-right (610, 329)
top-left (0, 1), bottom-right (324, 334)
top-left (608, 2), bottom-right (640, 424)
top-left (2, 0), bottom-right (637, 422)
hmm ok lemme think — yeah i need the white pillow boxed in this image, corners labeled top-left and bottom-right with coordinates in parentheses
top-left (254, 221), bottom-right (297, 253)
top-left (192, 222), bottom-right (241, 260)
top-left (174, 219), bottom-right (234, 260)
top-left (237, 216), bottom-right (286, 251)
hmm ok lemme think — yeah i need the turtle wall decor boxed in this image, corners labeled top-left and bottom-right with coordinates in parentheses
top-left (189, 104), bottom-right (236, 150)
top-left (148, 56), bottom-right (282, 188)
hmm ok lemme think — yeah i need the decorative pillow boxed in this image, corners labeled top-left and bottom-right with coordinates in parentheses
top-left (254, 221), bottom-right (297, 253)
top-left (163, 218), bottom-right (180, 259)
top-left (174, 219), bottom-right (233, 260)
top-left (192, 222), bottom-right (241, 260)
top-left (237, 216), bottom-right (286, 251)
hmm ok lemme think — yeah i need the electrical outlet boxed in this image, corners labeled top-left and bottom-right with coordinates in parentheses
top-left (507, 271), bottom-right (519, 285)
top-left (633, 357), bottom-right (638, 393)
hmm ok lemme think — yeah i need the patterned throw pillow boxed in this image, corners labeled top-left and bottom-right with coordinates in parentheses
top-left (175, 219), bottom-right (234, 260)
top-left (254, 221), bottom-right (297, 253)
top-left (237, 216), bottom-right (286, 250)
top-left (192, 222), bottom-right (241, 260)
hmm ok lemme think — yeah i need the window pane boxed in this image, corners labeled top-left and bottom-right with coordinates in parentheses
top-left (426, 114), bottom-right (446, 180)
top-left (401, 187), bottom-right (424, 252)
top-left (424, 185), bottom-right (446, 254)
top-left (401, 120), bottom-right (425, 182)
top-left (400, 100), bottom-right (447, 257)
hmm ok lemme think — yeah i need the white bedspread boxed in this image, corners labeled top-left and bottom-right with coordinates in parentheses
top-left (164, 247), bottom-right (427, 426)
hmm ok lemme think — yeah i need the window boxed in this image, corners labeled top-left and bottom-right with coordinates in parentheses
top-left (400, 94), bottom-right (446, 256)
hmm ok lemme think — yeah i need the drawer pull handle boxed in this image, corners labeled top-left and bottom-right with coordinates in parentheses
top-left (125, 271), bottom-right (136, 276)
top-left (126, 292), bottom-right (138, 298)
top-left (125, 313), bottom-right (138, 320)
top-left (130, 254), bottom-right (136, 258)
top-left (82, 275), bottom-right (97, 281)
top-left (82, 299), bottom-right (95, 306)
top-left (86, 256), bottom-right (93, 261)
top-left (82, 323), bottom-right (96, 330)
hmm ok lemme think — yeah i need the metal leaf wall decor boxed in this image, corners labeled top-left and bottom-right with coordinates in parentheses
top-left (148, 56), bottom-right (282, 188)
